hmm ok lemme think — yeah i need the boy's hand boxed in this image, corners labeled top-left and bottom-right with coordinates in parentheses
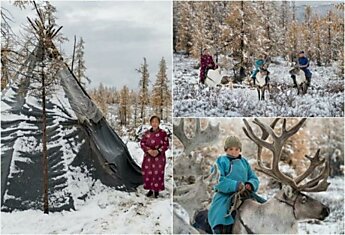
top-left (237, 182), bottom-right (244, 192)
top-left (245, 183), bottom-right (253, 191)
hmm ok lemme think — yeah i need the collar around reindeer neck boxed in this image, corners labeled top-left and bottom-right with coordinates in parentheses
top-left (274, 190), bottom-right (299, 220)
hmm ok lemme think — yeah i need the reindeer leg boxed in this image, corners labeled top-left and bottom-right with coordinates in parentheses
top-left (262, 88), bottom-right (265, 100)
top-left (257, 89), bottom-right (260, 101)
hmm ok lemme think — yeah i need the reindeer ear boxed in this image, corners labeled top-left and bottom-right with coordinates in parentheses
top-left (282, 185), bottom-right (294, 199)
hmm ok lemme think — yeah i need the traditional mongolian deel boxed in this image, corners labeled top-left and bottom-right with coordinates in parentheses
top-left (140, 128), bottom-right (169, 191)
top-left (208, 155), bottom-right (259, 231)
top-left (200, 54), bottom-right (217, 83)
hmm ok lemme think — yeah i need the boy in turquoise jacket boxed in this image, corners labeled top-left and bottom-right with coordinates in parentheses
top-left (208, 136), bottom-right (259, 234)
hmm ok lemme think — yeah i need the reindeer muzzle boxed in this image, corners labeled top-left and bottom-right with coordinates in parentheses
top-left (320, 206), bottom-right (330, 220)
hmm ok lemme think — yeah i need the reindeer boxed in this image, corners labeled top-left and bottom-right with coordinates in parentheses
top-left (173, 119), bottom-right (221, 233)
top-left (289, 66), bottom-right (308, 95)
top-left (173, 203), bottom-right (200, 234)
top-left (174, 153), bottom-right (204, 183)
top-left (205, 67), bottom-right (233, 88)
top-left (174, 175), bottom-right (211, 219)
top-left (232, 118), bottom-right (330, 233)
top-left (174, 170), bottom-right (220, 234)
top-left (255, 68), bottom-right (270, 101)
top-left (193, 118), bottom-right (330, 234)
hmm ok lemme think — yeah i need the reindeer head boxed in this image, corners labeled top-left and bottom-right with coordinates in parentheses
top-left (243, 118), bottom-right (331, 221)
top-left (277, 185), bottom-right (330, 221)
top-left (173, 153), bottom-right (204, 179)
top-left (289, 66), bottom-right (301, 76)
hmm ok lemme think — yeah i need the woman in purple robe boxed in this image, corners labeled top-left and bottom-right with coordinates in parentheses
top-left (140, 116), bottom-right (169, 198)
top-left (200, 48), bottom-right (218, 84)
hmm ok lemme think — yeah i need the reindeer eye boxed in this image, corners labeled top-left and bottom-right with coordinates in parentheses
top-left (301, 196), bottom-right (307, 204)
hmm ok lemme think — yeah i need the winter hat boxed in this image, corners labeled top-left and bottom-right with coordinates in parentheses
top-left (224, 136), bottom-right (242, 151)
top-left (299, 51), bottom-right (305, 54)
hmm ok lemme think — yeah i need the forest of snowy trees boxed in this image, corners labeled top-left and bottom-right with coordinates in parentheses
top-left (173, 1), bottom-right (344, 75)
top-left (89, 57), bottom-right (172, 133)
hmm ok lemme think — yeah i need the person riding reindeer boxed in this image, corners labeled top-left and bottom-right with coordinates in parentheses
top-left (208, 136), bottom-right (261, 234)
top-left (250, 53), bottom-right (270, 86)
top-left (199, 48), bottom-right (218, 84)
top-left (291, 51), bottom-right (312, 87)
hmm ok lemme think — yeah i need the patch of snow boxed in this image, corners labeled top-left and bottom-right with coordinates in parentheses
top-left (1, 181), bottom-right (172, 234)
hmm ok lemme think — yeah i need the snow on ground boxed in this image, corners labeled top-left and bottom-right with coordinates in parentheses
top-left (1, 144), bottom-right (172, 234)
top-left (1, 182), bottom-right (171, 234)
top-left (173, 54), bottom-right (344, 117)
top-left (1, 139), bottom-right (173, 234)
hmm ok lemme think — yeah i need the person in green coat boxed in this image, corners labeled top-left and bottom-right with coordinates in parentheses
top-left (208, 136), bottom-right (260, 234)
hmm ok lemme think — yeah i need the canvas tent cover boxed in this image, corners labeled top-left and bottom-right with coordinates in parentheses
top-left (1, 45), bottom-right (143, 212)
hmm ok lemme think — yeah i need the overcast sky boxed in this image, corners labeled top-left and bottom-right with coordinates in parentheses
top-left (3, 1), bottom-right (172, 90)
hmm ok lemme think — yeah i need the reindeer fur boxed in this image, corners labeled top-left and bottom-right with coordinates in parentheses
top-left (205, 67), bottom-right (233, 88)
top-left (289, 67), bottom-right (308, 95)
top-left (255, 70), bottom-right (269, 100)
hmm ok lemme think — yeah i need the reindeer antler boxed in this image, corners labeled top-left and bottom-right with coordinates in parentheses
top-left (242, 118), bottom-right (330, 192)
top-left (173, 119), bottom-right (220, 155)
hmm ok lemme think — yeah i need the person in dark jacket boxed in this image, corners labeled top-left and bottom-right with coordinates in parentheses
top-left (199, 48), bottom-right (218, 84)
top-left (140, 116), bottom-right (169, 198)
top-left (291, 51), bottom-right (312, 87)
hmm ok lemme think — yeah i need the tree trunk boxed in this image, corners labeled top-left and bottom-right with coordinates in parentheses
top-left (327, 13), bottom-right (332, 65)
top-left (160, 79), bottom-right (163, 120)
top-left (141, 105), bottom-right (144, 124)
top-left (316, 30), bottom-right (322, 66)
top-left (134, 101), bottom-right (137, 127)
top-left (71, 35), bottom-right (76, 72)
top-left (41, 54), bottom-right (49, 214)
top-left (240, 0), bottom-right (244, 66)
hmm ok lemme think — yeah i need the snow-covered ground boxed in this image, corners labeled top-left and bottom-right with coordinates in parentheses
top-left (2, 85), bottom-right (172, 233)
top-left (1, 67), bottom-right (173, 233)
top-left (173, 54), bottom-right (344, 117)
top-left (1, 140), bottom-right (173, 234)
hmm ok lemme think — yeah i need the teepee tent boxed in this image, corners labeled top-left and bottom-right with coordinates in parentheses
top-left (1, 5), bottom-right (142, 212)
